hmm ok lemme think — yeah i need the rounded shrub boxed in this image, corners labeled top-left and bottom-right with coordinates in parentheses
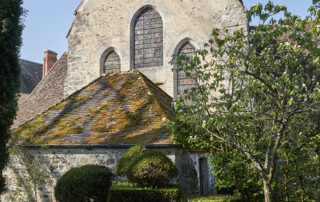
top-left (54, 164), bottom-right (112, 202)
top-left (114, 144), bottom-right (147, 176)
top-left (126, 149), bottom-right (178, 188)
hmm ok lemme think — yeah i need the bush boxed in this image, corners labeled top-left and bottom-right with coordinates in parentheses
top-left (108, 181), bottom-right (181, 202)
top-left (114, 144), bottom-right (147, 176)
top-left (54, 164), bottom-right (112, 202)
top-left (126, 150), bottom-right (178, 187)
top-left (183, 194), bottom-right (241, 202)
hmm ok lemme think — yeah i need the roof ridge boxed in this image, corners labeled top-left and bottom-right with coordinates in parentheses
top-left (136, 71), bottom-right (172, 101)
top-left (21, 52), bottom-right (67, 105)
top-left (19, 59), bottom-right (42, 66)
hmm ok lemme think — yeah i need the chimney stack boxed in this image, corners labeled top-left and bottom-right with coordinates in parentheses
top-left (43, 50), bottom-right (57, 77)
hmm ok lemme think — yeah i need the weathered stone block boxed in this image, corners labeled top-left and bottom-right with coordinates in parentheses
top-left (64, 0), bottom-right (248, 98)
top-left (2, 147), bottom-right (213, 201)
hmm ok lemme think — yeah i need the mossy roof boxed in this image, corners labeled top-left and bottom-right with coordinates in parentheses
top-left (11, 70), bottom-right (174, 145)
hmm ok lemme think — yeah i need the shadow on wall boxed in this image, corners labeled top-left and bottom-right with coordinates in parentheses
top-left (4, 147), bottom-right (207, 201)
top-left (174, 149), bottom-right (199, 196)
top-left (5, 149), bottom-right (53, 201)
top-left (3, 147), bottom-right (123, 201)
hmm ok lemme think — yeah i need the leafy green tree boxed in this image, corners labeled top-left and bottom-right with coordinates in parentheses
top-left (0, 0), bottom-right (23, 193)
top-left (207, 148), bottom-right (263, 201)
top-left (170, 1), bottom-right (320, 201)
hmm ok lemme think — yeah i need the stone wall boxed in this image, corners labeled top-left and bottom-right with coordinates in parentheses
top-left (64, 0), bottom-right (248, 98)
top-left (1, 145), bottom-right (211, 201)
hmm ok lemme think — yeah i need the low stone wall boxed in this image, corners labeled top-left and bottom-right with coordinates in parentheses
top-left (1, 145), bottom-right (212, 202)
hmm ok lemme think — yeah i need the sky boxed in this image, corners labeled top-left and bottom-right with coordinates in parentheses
top-left (20, 0), bottom-right (314, 63)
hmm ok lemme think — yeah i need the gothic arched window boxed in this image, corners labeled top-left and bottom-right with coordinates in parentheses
top-left (103, 51), bottom-right (120, 74)
top-left (177, 42), bottom-right (196, 96)
top-left (133, 7), bottom-right (163, 68)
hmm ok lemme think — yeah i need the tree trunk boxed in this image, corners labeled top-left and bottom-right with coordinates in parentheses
top-left (263, 179), bottom-right (272, 202)
top-left (285, 158), bottom-right (289, 201)
top-left (284, 172), bottom-right (289, 201)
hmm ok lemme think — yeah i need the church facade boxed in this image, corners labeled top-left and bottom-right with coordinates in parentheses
top-left (65, 0), bottom-right (247, 98)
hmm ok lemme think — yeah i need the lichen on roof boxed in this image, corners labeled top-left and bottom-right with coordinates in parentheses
top-left (11, 70), bottom-right (174, 145)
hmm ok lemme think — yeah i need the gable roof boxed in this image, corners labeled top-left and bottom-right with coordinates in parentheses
top-left (11, 70), bottom-right (174, 146)
top-left (14, 53), bottom-right (68, 128)
top-left (19, 59), bottom-right (42, 94)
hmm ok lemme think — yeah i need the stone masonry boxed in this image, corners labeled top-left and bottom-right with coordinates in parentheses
top-left (2, 146), bottom-right (207, 201)
top-left (65, 0), bottom-right (248, 98)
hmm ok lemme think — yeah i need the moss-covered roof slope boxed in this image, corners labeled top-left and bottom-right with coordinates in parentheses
top-left (11, 70), bottom-right (174, 145)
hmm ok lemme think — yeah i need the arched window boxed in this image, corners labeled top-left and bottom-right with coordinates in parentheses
top-left (177, 42), bottom-right (196, 96)
top-left (133, 7), bottom-right (163, 68)
top-left (103, 51), bottom-right (121, 74)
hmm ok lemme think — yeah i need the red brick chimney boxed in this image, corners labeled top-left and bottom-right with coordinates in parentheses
top-left (43, 50), bottom-right (57, 77)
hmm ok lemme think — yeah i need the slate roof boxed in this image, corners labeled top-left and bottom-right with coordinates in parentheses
top-left (14, 53), bottom-right (68, 128)
top-left (11, 70), bottom-right (174, 145)
top-left (19, 59), bottom-right (42, 94)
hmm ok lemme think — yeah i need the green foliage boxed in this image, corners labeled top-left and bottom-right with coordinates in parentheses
top-left (183, 194), bottom-right (240, 202)
top-left (170, 1), bottom-right (320, 201)
top-left (0, 0), bottom-right (24, 193)
top-left (272, 145), bottom-right (320, 201)
top-left (54, 165), bottom-right (112, 202)
top-left (108, 181), bottom-right (181, 202)
top-left (126, 150), bottom-right (178, 188)
top-left (114, 144), bottom-right (147, 176)
top-left (208, 150), bottom-right (263, 201)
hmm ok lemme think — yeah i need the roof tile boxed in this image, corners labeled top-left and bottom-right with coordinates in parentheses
top-left (14, 53), bottom-right (68, 128)
top-left (11, 70), bottom-right (174, 145)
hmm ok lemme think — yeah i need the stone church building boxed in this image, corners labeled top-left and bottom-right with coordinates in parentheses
top-left (2, 0), bottom-right (248, 201)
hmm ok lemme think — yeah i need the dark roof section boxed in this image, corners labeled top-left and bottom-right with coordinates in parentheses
top-left (19, 59), bottom-right (42, 94)
top-left (13, 144), bottom-right (181, 150)
top-left (11, 70), bottom-right (174, 145)
top-left (14, 53), bottom-right (68, 128)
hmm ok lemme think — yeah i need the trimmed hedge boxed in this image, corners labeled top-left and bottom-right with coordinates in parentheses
top-left (54, 165), bottom-right (112, 202)
top-left (108, 181), bottom-right (181, 202)
top-left (183, 195), bottom-right (241, 202)
top-left (126, 149), bottom-right (177, 187)
top-left (115, 144), bottom-right (147, 176)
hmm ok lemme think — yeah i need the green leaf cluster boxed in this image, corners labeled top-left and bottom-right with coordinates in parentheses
top-left (108, 181), bottom-right (181, 202)
top-left (126, 149), bottom-right (178, 188)
top-left (0, 0), bottom-right (24, 193)
top-left (170, 1), bottom-right (320, 201)
top-left (54, 164), bottom-right (112, 202)
top-left (115, 145), bottom-right (178, 188)
top-left (114, 144), bottom-right (147, 176)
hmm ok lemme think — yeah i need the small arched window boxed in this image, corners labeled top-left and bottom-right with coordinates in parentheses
top-left (133, 7), bottom-right (163, 68)
top-left (177, 42), bottom-right (196, 96)
top-left (103, 51), bottom-right (121, 74)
